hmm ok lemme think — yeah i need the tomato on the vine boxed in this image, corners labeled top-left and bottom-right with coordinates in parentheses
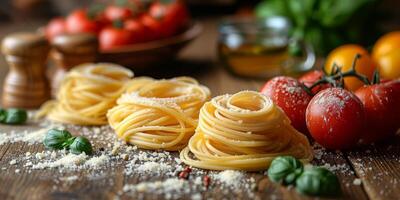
top-left (372, 31), bottom-right (400, 61)
top-left (306, 88), bottom-right (365, 150)
top-left (99, 25), bottom-right (132, 50)
top-left (375, 49), bottom-right (400, 80)
top-left (66, 9), bottom-right (102, 35)
top-left (324, 45), bottom-right (375, 91)
top-left (261, 76), bottom-right (312, 133)
top-left (45, 17), bottom-right (66, 41)
top-left (298, 70), bottom-right (331, 95)
top-left (355, 80), bottom-right (400, 144)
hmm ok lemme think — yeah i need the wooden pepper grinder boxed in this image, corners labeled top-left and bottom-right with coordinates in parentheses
top-left (50, 33), bottom-right (98, 96)
top-left (1, 32), bottom-right (50, 109)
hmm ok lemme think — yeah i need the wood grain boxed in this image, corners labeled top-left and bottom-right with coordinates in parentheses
top-left (346, 137), bottom-right (400, 200)
top-left (0, 17), bottom-right (399, 200)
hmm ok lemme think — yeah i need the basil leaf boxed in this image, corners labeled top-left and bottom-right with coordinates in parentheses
top-left (4, 108), bottom-right (27, 125)
top-left (296, 167), bottom-right (341, 197)
top-left (268, 156), bottom-right (303, 185)
top-left (255, 0), bottom-right (289, 18)
top-left (317, 0), bottom-right (374, 28)
top-left (0, 108), bottom-right (6, 123)
top-left (69, 136), bottom-right (93, 155)
top-left (44, 129), bottom-right (73, 150)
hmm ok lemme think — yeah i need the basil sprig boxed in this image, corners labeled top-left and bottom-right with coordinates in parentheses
top-left (268, 156), bottom-right (303, 185)
top-left (43, 129), bottom-right (93, 155)
top-left (0, 108), bottom-right (27, 125)
top-left (296, 167), bottom-right (341, 197)
top-left (70, 136), bottom-right (93, 155)
top-left (268, 156), bottom-right (341, 197)
top-left (255, 0), bottom-right (378, 55)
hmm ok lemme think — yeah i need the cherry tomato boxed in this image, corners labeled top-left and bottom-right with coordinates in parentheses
top-left (66, 9), bottom-right (102, 35)
top-left (375, 49), bottom-right (400, 79)
top-left (306, 88), bottom-right (365, 150)
top-left (140, 14), bottom-right (164, 40)
top-left (147, 1), bottom-right (190, 37)
top-left (45, 17), bottom-right (66, 41)
top-left (324, 44), bottom-right (375, 91)
top-left (355, 80), bottom-right (400, 144)
top-left (372, 31), bottom-right (400, 61)
top-left (99, 26), bottom-right (132, 50)
top-left (298, 70), bottom-right (331, 95)
top-left (261, 76), bottom-right (312, 133)
top-left (104, 5), bottom-right (133, 21)
top-left (124, 19), bottom-right (150, 43)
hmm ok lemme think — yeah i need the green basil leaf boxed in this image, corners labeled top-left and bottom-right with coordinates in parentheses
top-left (44, 129), bottom-right (73, 150)
top-left (317, 0), bottom-right (374, 27)
top-left (69, 136), bottom-right (93, 155)
top-left (255, 0), bottom-right (289, 18)
top-left (268, 156), bottom-right (303, 185)
top-left (296, 167), bottom-right (341, 197)
top-left (0, 108), bottom-right (6, 122)
top-left (4, 108), bottom-right (27, 125)
top-left (286, 0), bottom-right (307, 28)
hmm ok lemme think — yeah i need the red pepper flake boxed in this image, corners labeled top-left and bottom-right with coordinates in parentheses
top-left (203, 175), bottom-right (211, 188)
top-left (179, 171), bottom-right (189, 179)
top-left (184, 166), bottom-right (192, 173)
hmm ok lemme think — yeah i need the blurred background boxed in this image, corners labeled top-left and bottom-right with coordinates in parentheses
top-left (0, 0), bottom-right (399, 79)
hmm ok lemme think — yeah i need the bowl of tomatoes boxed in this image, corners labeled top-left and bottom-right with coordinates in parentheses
top-left (44, 0), bottom-right (202, 69)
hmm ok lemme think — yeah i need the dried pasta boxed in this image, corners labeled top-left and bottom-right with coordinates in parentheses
top-left (180, 91), bottom-right (313, 171)
top-left (107, 77), bottom-right (211, 151)
top-left (36, 63), bottom-right (133, 125)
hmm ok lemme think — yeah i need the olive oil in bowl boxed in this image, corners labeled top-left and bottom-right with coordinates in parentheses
top-left (218, 17), bottom-right (315, 79)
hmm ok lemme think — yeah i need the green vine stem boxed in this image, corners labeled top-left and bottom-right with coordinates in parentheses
top-left (306, 54), bottom-right (371, 94)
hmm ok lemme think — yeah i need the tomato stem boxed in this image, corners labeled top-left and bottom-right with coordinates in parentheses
top-left (88, 3), bottom-right (105, 20)
top-left (372, 70), bottom-right (380, 84)
top-left (113, 20), bottom-right (124, 29)
top-left (307, 54), bottom-right (371, 93)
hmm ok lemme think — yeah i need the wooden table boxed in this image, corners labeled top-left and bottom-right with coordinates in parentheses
top-left (0, 18), bottom-right (399, 200)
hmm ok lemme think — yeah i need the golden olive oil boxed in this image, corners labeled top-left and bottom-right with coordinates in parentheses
top-left (219, 43), bottom-right (289, 78)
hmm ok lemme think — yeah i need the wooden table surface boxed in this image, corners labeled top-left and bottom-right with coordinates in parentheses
top-left (0, 18), bottom-right (399, 200)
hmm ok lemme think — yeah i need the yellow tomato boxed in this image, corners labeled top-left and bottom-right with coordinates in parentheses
top-left (375, 49), bottom-right (400, 79)
top-left (324, 44), bottom-right (375, 91)
top-left (372, 31), bottom-right (400, 61)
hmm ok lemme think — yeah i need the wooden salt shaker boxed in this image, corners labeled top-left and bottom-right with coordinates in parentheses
top-left (50, 33), bottom-right (98, 96)
top-left (1, 32), bottom-right (50, 109)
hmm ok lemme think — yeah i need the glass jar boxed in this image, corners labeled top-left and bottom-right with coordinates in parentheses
top-left (218, 17), bottom-right (315, 79)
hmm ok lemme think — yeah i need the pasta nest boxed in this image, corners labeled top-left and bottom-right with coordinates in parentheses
top-left (107, 77), bottom-right (211, 151)
top-left (37, 63), bottom-right (133, 125)
top-left (180, 91), bottom-right (313, 171)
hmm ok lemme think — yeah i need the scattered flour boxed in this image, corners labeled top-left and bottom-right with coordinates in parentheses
top-left (214, 170), bottom-right (245, 189)
top-left (0, 128), bottom-right (47, 145)
top-left (353, 178), bottom-right (362, 185)
top-left (85, 155), bottom-right (110, 168)
top-left (137, 162), bottom-right (172, 174)
top-left (32, 153), bottom-right (88, 169)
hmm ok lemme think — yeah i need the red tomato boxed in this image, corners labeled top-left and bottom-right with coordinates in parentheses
top-left (147, 1), bottom-right (190, 37)
top-left (124, 19), bottom-right (149, 43)
top-left (298, 70), bottom-right (331, 95)
top-left (104, 5), bottom-right (133, 21)
top-left (261, 76), bottom-right (312, 133)
top-left (306, 88), bottom-right (365, 150)
top-left (45, 17), bottom-right (66, 41)
top-left (355, 80), bottom-right (400, 144)
top-left (140, 14), bottom-right (164, 40)
top-left (99, 27), bottom-right (133, 50)
top-left (66, 9), bottom-right (102, 34)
